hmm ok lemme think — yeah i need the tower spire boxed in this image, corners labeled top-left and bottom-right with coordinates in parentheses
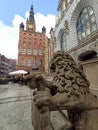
top-left (29, 4), bottom-right (35, 22)
top-left (26, 3), bottom-right (36, 31)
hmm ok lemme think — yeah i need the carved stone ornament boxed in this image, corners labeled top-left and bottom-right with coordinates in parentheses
top-left (64, 20), bottom-right (69, 34)
top-left (26, 51), bottom-right (98, 130)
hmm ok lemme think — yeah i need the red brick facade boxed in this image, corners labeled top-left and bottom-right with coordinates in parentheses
top-left (17, 5), bottom-right (46, 73)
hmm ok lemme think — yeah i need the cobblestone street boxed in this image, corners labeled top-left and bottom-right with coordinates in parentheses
top-left (0, 82), bottom-right (70, 130)
top-left (0, 82), bottom-right (98, 130)
top-left (0, 83), bottom-right (33, 130)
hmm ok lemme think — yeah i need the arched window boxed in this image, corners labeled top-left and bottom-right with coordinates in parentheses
top-left (60, 32), bottom-right (67, 51)
top-left (77, 7), bottom-right (97, 43)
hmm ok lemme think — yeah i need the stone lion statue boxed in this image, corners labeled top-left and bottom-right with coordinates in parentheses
top-left (27, 51), bottom-right (98, 130)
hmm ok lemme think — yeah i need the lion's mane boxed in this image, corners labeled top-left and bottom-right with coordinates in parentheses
top-left (50, 51), bottom-right (90, 97)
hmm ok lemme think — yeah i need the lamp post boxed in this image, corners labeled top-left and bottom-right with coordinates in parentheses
top-left (32, 55), bottom-right (39, 71)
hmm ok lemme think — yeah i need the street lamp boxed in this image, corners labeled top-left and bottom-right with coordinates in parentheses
top-left (32, 55), bottom-right (39, 70)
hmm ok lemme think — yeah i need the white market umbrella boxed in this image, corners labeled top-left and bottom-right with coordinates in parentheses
top-left (9, 70), bottom-right (28, 75)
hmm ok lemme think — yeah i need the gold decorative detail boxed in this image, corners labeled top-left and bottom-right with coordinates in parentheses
top-left (28, 24), bottom-right (33, 29)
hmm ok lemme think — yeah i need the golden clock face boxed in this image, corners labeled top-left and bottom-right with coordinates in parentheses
top-left (28, 25), bottom-right (33, 29)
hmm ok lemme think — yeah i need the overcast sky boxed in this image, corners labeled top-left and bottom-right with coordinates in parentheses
top-left (0, 0), bottom-right (58, 59)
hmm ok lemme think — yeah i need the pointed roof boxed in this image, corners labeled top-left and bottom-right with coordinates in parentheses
top-left (42, 26), bottom-right (46, 32)
top-left (29, 4), bottom-right (35, 22)
top-left (20, 22), bottom-right (24, 28)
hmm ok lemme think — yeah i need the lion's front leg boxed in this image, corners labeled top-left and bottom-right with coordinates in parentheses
top-left (32, 91), bottom-right (53, 130)
top-left (33, 91), bottom-right (85, 111)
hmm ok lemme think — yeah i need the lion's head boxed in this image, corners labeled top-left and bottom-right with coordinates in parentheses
top-left (50, 51), bottom-right (90, 97)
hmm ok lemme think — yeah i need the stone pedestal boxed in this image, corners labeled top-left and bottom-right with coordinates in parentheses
top-left (32, 102), bottom-right (52, 130)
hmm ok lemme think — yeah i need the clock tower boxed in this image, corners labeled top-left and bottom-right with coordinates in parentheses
top-left (26, 4), bottom-right (36, 32)
top-left (17, 4), bottom-right (46, 72)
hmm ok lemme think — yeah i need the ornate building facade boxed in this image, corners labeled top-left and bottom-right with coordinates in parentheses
top-left (44, 37), bottom-right (50, 74)
top-left (17, 5), bottom-right (46, 72)
top-left (44, 27), bottom-right (56, 75)
top-left (55, 0), bottom-right (98, 88)
top-left (50, 27), bottom-right (56, 60)
top-left (55, 0), bottom-right (98, 59)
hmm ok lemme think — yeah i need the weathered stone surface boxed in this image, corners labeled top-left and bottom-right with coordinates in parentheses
top-left (27, 51), bottom-right (98, 130)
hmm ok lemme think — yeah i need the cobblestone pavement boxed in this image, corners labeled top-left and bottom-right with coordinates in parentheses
top-left (0, 83), bottom-right (34, 130)
top-left (0, 82), bottom-right (97, 130)
top-left (0, 83), bottom-right (69, 130)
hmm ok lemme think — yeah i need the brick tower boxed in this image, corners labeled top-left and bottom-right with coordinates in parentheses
top-left (17, 4), bottom-right (46, 73)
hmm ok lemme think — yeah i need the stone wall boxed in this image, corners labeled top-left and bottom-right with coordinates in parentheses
top-left (82, 58), bottom-right (98, 89)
